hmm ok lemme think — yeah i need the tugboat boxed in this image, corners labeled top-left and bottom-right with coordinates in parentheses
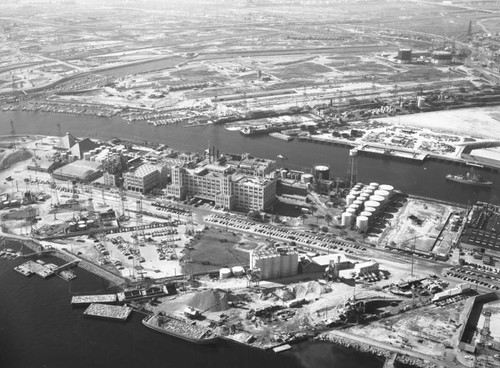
top-left (446, 168), bottom-right (493, 187)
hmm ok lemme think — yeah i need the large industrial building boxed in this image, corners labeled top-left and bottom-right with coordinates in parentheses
top-left (459, 202), bottom-right (500, 256)
top-left (52, 160), bottom-right (103, 182)
top-left (166, 161), bottom-right (277, 211)
top-left (123, 164), bottom-right (161, 194)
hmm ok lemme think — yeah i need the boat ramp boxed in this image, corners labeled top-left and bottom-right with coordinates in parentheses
top-left (83, 303), bottom-right (133, 321)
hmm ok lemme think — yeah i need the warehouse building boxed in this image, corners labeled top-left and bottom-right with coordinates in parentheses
top-left (52, 160), bottom-right (102, 182)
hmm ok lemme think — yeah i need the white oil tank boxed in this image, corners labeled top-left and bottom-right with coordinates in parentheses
top-left (364, 200), bottom-right (380, 212)
top-left (341, 212), bottom-right (353, 226)
top-left (379, 184), bottom-right (394, 196)
top-left (353, 199), bottom-right (364, 207)
top-left (349, 204), bottom-right (360, 213)
top-left (231, 266), bottom-right (245, 277)
top-left (358, 193), bottom-right (370, 201)
top-left (346, 194), bottom-right (356, 206)
top-left (219, 268), bottom-right (232, 279)
top-left (369, 182), bottom-right (379, 189)
top-left (374, 190), bottom-right (389, 202)
top-left (360, 211), bottom-right (372, 217)
top-left (301, 174), bottom-right (314, 184)
top-left (370, 195), bottom-right (385, 203)
top-left (346, 207), bottom-right (357, 215)
top-left (364, 207), bottom-right (377, 215)
top-left (356, 216), bottom-right (369, 232)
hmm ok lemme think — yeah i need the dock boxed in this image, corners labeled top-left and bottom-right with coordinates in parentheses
top-left (16, 259), bottom-right (79, 279)
top-left (71, 294), bottom-right (117, 306)
top-left (83, 303), bottom-right (132, 321)
top-left (20, 260), bottom-right (53, 278)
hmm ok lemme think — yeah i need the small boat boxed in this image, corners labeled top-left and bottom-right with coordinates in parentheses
top-left (446, 168), bottom-right (492, 187)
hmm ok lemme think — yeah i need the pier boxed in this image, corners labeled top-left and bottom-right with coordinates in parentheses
top-left (16, 259), bottom-right (79, 279)
top-left (83, 303), bottom-right (133, 321)
top-left (71, 294), bottom-right (117, 306)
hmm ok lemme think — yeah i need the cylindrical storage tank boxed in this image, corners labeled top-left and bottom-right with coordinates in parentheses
top-left (379, 184), bottom-right (394, 197)
top-left (374, 189), bottom-right (389, 197)
top-left (370, 195), bottom-right (385, 203)
top-left (69, 222), bottom-right (77, 232)
top-left (356, 216), bottom-right (369, 232)
top-left (301, 174), bottom-right (313, 184)
top-left (232, 266), bottom-right (245, 277)
top-left (219, 268), bottom-right (232, 279)
top-left (281, 169), bottom-right (288, 178)
top-left (78, 224), bottom-right (87, 231)
top-left (360, 211), bottom-right (372, 217)
top-left (346, 207), bottom-right (356, 216)
top-left (346, 194), bottom-right (356, 206)
top-left (341, 212), bottom-right (353, 226)
top-left (349, 204), bottom-right (360, 213)
top-left (349, 190), bottom-right (361, 198)
top-left (86, 219), bottom-right (95, 228)
top-left (313, 165), bottom-right (330, 181)
top-left (83, 152), bottom-right (91, 160)
top-left (364, 201), bottom-right (381, 212)
top-left (272, 256), bottom-right (280, 278)
top-left (353, 199), bottom-right (364, 207)
top-left (363, 206), bottom-right (377, 213)
top-left (362, 188), bottom-right (374, 195)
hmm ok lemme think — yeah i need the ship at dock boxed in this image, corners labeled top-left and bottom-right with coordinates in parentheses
top-left (446, 169), bottom-right (493, 187)
top-left (240, 124), bottom-right (285, 136)
top-left (142, 313), bottom-right (219, 345)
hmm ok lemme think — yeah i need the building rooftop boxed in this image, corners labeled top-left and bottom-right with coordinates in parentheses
top-left (53, 160), bottom-right (102, 180)
top-left (131, 164), bottom-right (159, 178)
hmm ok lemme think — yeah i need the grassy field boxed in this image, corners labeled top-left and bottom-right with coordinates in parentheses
top-left (183, 228), bottom-right (249, 274)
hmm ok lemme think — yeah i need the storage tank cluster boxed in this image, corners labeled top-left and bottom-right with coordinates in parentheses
top-left (342, 182), bottom-right (395, 231)
top-left (250, 249), bottom-right (298, 280)
top-left (68, 218), bottom-right (97, 232)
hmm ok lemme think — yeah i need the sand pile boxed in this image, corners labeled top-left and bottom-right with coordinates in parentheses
top-left (186, 289), bottom-right (230, 312)
top-left (292, 281), bottom-right (324, 300)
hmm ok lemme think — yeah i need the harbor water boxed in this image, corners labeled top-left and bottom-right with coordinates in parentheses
top-left (0, 239), bottom-right (383, 368)
top-left (1, 110), bottom-right (499, 205)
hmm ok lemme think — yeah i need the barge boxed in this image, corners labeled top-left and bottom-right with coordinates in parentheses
top-left (142, 313), bottom-right (219, 344)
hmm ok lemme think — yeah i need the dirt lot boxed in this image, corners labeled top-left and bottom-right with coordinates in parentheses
top-left (346, 299), bottom-right (467, 357)
top-left (376, 198), bottom-right (457, 254)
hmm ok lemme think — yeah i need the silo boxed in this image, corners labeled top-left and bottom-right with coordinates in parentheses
top-left (346, 194), bottom-right (356, 206)
top-left (313, 164), bottom-right (330, 181)
top-left (356, 216), bottom-right (369, 232)
top-left (289, 252), bottom-right (298, 276)
top-left (272, 254), bottom-right (280, 278)
top-left (219, 268), bottom-right (232, 279)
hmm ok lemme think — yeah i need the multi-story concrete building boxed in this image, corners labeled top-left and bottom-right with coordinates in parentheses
top-left (165, 161), bottom-right (277, 211)
top-left (123, 164), bottom-right (160, 194)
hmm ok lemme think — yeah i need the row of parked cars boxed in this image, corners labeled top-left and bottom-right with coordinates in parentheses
top-left (444, 267), bottom-right (500, 290)
top-left (206, 214), bottom-right (367, 253)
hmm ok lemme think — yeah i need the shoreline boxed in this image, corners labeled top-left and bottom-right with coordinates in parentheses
top-left (316, 332), bottom-right (437, 368)
top-left (1, 233), bottom-right (127, 288)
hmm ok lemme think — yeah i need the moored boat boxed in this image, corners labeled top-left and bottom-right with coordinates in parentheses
top-left (446, 169), bottom-right (492, 187)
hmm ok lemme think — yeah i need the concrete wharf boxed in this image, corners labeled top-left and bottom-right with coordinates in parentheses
top-left (71, 294), bottom-right (117, 306)
top-left (83, 303), bottom-right (132, 321)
